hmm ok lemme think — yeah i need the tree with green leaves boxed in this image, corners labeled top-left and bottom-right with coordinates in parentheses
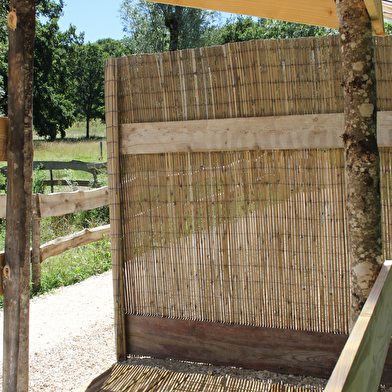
top-left (96, 38), bottom-right (132, 59)
top-left (0, 0), bottom-right (84, 139)
top-left (120, 0), bottom-right (219, 53)
top-left (218, 16), bottom-right (337, 44)
top-left (73, 43), bottom-right (105, 139)
top-left (34, 20), bottom-right (83, 140)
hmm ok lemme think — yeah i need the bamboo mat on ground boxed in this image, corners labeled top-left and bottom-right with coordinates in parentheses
top-left (93, 363), bottom-right (324, 392)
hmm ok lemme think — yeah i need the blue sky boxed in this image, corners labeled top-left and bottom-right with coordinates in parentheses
top-left (58, 0), bottom-right (125, 43)
top-left (57, 0), bottom-right (237, 43)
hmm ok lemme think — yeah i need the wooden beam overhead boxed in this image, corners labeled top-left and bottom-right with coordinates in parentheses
top-left (147, 0), bottom-right (339, 29)
top-left (365, 0), bottom-right (385, 35)
top-left (146, 0), bottom-right (386, 35)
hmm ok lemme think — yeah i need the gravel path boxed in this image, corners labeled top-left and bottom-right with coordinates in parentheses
top-left (0, 271), bottom-right (116, 391)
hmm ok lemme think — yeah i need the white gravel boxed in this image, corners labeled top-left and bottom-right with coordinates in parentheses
top-left (0, 271), bottom-right (116, 391)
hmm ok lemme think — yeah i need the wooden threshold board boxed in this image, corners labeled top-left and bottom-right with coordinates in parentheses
top-left (125, 315), bottom-right (392, 384)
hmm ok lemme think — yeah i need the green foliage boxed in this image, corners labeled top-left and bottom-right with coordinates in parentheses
top-left (35, 206), bottom-right (111, 299)
top-left (33, 20), bottom-right (83, 140)
top-left (73, 43), bottom-right (105, 138)
top-left (0, 0), bottom-right (73, 119)
top-left (32, 164), bottom-right (46, 194)
top-left (96, 38), bottom-right (132, 58)
top-left (218, 16), bottom-right (337, 44)
top-left (385, 22), bottom-right (392, 35)
top-left (120, 0), bottom-right (219, 53)
top-left (36, 239), bottom-right (112, 297)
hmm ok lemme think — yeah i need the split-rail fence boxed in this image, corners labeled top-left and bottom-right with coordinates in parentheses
top-left (0, 186), bottom-right (110, 294)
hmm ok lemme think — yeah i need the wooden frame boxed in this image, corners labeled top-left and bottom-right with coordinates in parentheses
top-left (105, 58), bottom-right (127, 361)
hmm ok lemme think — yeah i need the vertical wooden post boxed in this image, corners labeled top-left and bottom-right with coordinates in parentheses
top-left (31, 194), bottom-right (41, 293)
top-left (49, 169), bottom-right (54, 193)
top-left (335, 0), bottom-right (383, 330)
top-left (105, 57), bottom-right (127, 361)
top-left (3, 1), bottom-right (35, 391)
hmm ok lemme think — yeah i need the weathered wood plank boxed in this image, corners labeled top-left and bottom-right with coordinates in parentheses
top-left (120, 111), bottom-right (392, 154)
top-left (125, 314), bottom-right (392, 383)
top-left (4, 1), bottom-right (35, 390)
top-left (105, 57), bottom-right (127, 361)
top-left (38, 186), bottom-right (109, 218)
top-left (0, 187), bottom-right (108, 219)
top-left (39, 224), bottom-right (111, 262)
top-left (126, 314), bottom-right (347, 379)
top-left (325, 260), bottom-right (392, 392)
top-left (32, 160), bottom-right (107, 173)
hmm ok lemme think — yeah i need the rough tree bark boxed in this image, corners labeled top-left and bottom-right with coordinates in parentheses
top-left (335, 0), bottom-right (383, 330)
top-left (3, 1), bottom-right (35, 391)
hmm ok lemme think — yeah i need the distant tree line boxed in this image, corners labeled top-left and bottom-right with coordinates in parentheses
top-left (1, 0), bottom-right (390, 140)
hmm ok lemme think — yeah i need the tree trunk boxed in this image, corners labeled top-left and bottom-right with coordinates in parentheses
top-left (86, 116), bottom-right (90, 139)
top-left (165, 5), bottom-right (182, 51)
top-left (3, 1), bottom-right (35, 391)
top-left (335, 0), bottom-right (383, 330)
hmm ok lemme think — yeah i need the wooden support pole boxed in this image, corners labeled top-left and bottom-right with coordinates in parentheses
top-left (335, 0), bottom-right (383, 330)
top-left (105, 57), bottom-right (127, 361)
top-left (3, 1), bottom-right (35, 392)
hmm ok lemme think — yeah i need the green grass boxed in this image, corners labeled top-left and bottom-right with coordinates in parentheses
top-left (0, 120), bottom-right (111, 307)
top-left (34, 139), bottom-right (107, 162)
top-left (37, 238), bottom-right (111, 296)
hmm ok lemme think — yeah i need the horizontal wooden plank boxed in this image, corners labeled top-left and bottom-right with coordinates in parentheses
top-left (147, 0), bottom-right (385, 35)
top-left (38, 186), bottom-right (109, 218)
top-left (325, 260), bottom-right (392, 392)
top-left (42, 179), bottom-right (92, 187)
top-left (40, 224), bottom-right (111, 262)
top-left (126, 315), bottom-right (347, 379)
top-left (120, 111), bottom-right (392, 154)
top-left (126, 315), bottom-right (392, 383)
top-left (32, 160), bottom-right (107, 173)
top-left (1, 161), bottom-right (107, 177)
top-left (150, 0), bottom-right (339, 29)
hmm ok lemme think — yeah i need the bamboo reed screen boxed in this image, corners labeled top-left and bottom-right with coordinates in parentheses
top-left (108, 35), bottom-right (392, 337)
top-left (116, 36), bottom-right (392, 124)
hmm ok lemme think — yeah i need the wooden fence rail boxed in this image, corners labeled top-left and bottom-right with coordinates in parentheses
top-left (0, 186), bottom-right (110, 294)
top-left (0, 160), bottom-right (107, 192)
